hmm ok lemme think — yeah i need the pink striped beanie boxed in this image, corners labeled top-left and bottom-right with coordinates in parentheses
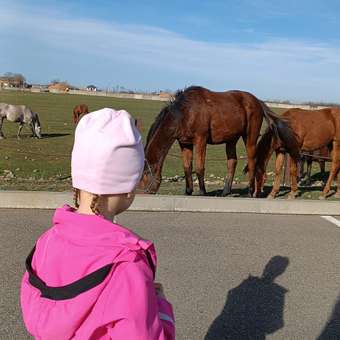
top-left (71, 108), bottom-right (144, 194)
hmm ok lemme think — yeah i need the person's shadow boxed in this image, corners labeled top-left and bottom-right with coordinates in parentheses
top-left (205, 256), bottom-right (289, 340)
top-left (317, 296), bottom-right (340, 339)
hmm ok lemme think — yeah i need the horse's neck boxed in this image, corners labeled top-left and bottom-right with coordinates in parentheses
top-left (145, 126), bottom-right (177, 177)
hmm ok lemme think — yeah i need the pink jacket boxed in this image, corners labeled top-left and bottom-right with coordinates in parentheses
top-left (20, 205), bottom-right (175, 340)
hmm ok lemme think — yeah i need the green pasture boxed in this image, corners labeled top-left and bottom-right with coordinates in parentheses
top-left (0, 90), bottom-right (335, 198)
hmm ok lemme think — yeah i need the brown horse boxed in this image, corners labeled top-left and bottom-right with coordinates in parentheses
top-left (252, 108), bottom-right (340, 199)
top-left (139, 86), bottom-right (298, 196)
top-left (73, 104), bottom-right (89, 124)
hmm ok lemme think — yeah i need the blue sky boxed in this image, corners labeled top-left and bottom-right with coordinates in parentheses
top-left (1, 0), bottom-right (340, 102)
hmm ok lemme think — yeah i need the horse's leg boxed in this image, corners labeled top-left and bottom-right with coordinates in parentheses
top-left (194, 137), bottom-right (207, 196)
top-left (243, 135), bottom-right (257, 198)
top-left (268, 152), bottom-right (285, 199)
top-left (179, 143), bottom-right (194, 195)
top-left (0, 117), bottom-right (5, 139)
top-left (320, 140), bottom-right (340, 199)
top-left (305, 158), bottom-right (312, 186)
top-left (297, 157), bottom-right (303, 182)
top-left (335, 170), bottom-right (340, 198)
top-left (17, 122), bottom-right (24, 139)
top-left (320, 159), bottom-right (326, 176)
top-left (221, 141), bottom-right (237, 197)
top-left (29, 122), bottom-right (36, 137)
top-left (288, 158), bottom-right (299, 199)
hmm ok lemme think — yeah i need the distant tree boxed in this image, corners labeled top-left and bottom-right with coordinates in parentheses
top-left (1, 72), bottom-right (26, 87)
top-left (13, 73), bottom-right (26, 87)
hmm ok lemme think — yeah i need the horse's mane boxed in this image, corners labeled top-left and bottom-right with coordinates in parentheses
top-left (146, 86), bottom-right (204, 147)
top-left (146, 106), bottom-right (170, 146)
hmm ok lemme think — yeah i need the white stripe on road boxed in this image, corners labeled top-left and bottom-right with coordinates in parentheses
top-left (321, 215), bottom-right (340, 228)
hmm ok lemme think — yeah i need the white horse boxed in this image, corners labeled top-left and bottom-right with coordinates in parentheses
top-left (0, 103), bottom-right (41, 139)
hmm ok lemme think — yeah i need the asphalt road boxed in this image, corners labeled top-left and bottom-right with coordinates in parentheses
top-left (1, 209), bottom-right (340, 340)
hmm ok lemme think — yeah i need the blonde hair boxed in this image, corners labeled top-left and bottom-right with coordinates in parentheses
top-left (90, 194), bottom-right (101, 215)
top-left (73, 188), bottom-right (101, 215)
top-left (73, 188), bottom-right (80, 208)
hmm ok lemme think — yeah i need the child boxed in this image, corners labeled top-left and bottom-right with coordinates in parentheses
top-left (20, 108), bottom-right (175, 339)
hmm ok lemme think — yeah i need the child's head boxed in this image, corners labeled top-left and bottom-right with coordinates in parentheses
top-left (71, 108), bottom-right (144, 218)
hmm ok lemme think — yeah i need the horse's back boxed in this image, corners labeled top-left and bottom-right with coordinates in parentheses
top-left (283, 108), bottom-right (334, 128)
top-left (0, 102), bottom-right (9, 114)
top-left (284, 108), bottom-right (336, 149)
top-left (179, 87), bottom-right (261, 143)
top-left (0, 103), bottom-right (32, 122)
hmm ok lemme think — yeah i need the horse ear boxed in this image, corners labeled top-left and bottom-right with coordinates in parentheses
top-left (135, 118), bottom-right (142, 132)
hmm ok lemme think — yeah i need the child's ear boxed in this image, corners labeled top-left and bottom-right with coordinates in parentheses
top-left (135, 118), bottom-right (142, 133)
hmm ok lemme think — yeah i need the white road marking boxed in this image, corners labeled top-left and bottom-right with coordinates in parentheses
top-left (321, 215), bottom-right (340, 228)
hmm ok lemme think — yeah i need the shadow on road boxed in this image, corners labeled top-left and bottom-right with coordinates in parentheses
top-left (205, 256), bottom-right (289, 340)
top-left (317, 296), bottom-right (340, 339)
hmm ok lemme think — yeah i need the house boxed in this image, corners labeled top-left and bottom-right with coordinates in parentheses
top-left (159, 91), bottom-right (172, 100)
top-left (0, 75), bottom-right (25, 88)
top-left (86, 85), bottom-right (97, 92)
top-left (48, 82), bottom-right (70, 93)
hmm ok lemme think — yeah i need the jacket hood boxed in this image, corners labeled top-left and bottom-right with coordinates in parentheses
top-left (52, 205), bottom-right (152, 251)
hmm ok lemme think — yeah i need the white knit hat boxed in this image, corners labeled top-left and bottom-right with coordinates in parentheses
top-left (71, 108), bottom-right (144, 194)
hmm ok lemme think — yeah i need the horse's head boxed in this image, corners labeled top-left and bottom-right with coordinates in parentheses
top-left (244, 163), bottom-right (267, 197)
top-left (73, 112), bottom-right (81, 124)
top-left (137, 159), bottom-right (161, 194)
top-left (33, 114), bottom-right (42, 138)
top-left (255, 169), bottom-right (267, 197)
top-left (73, 104), bottom-right (89, 125)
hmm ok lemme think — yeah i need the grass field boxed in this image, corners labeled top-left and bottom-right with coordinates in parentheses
top-left (0, 90), bottom-right (336, 198)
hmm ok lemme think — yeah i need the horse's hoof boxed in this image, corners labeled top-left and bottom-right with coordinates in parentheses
top-left (185, 189), bottom-right (193, 196)
top-left (0, 136), bottom-right (5, 140)
top-left (334, 192), bottom-right (340, 199)
top-left (288, 191), bottom-right (298, 199)
top-left (198, 190), bottom-right (206, 196)
top-left (318, 194), bottom-right (326, 200)
top-left (267, 194), bottom-right (275, 199)
top-left (221, 190), bottom-right (231, 197)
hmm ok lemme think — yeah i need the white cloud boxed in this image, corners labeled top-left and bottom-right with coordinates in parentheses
top-left (1, 3), bottom-right (340, 102)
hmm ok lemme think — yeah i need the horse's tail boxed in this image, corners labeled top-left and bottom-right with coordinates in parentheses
top-left (260, 101), bottom-right (300, 161)
top-left (243, 127), bottom-right (275, 174)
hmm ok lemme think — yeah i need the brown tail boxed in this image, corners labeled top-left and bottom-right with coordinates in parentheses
top-left (260, 101), bottom-right (300, 160)
top-left (243, 127), bottom-right (275, 174)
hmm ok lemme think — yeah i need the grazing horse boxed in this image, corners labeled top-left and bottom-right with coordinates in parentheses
top-left (0, 103), bottom-right (41, 139)
top-left (252, 108), bottom-right (340, 199)
top-left (73, 104), bottom-right (89, 124)
top-left (139, 86), bottom-right (298, 196)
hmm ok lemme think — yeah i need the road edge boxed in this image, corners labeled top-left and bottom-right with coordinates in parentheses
top-left (0, 191), bottom-right (339, 215)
